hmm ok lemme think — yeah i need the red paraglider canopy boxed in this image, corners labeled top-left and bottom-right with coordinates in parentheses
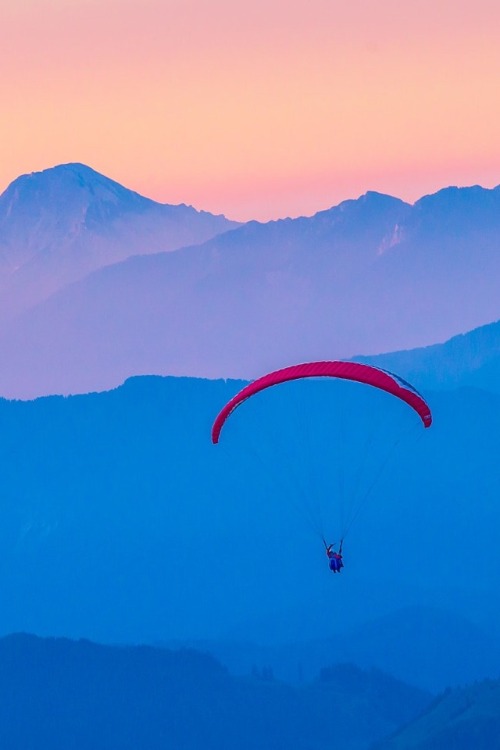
top-left (212, 361), bottom-right (432, 443)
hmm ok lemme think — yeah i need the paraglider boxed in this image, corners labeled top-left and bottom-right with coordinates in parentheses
top-left (211, 360), bottom-right (432, 569)
top-left (212, 361), bottom-right (431, 442)
top-left (325, 541), bottom-right (344, 573)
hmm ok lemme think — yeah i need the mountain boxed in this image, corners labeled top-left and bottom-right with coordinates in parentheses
top-left (0, 184), bottom-right (499, 397)
top-left (0, 163), bottom-right (239, 320)
top-left (374, 678), bottom-right (500, 750)
top-left (0, 633), bottom-right (430, 750)
top-left (356, 319), bottom-right (500, 394)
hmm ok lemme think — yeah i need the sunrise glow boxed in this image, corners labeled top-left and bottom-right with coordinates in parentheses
top-left (2, 0), bottom-right (500, 220)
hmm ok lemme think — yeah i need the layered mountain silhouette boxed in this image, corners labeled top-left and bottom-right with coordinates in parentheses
top-left (0, 163), bottom-right (239, 319)
top-left (0, 167), bottom-right (499, 397)
top-left (0, 633), bottom-right (429, 750)
top-left (180, 606), bottom-right (500, 693)
top-left (374, 678), bottom-right (500, 750)
top-left (1, 164), bottom-right (498, 745)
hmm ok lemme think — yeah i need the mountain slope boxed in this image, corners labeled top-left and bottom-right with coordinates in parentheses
top-left (356, 319), bottom-right (500, 394)
top-left (0, 163), bottom-right (239, 319)
top-left (375, 679), bottom-right (500, 750)
top-left (0, 184), bottom-right (499, 397)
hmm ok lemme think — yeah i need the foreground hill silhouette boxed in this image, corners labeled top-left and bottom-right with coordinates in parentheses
top-left (374, 678), bottom-right (500, 750)
top-left (0, 634), bottom-right (429, 750)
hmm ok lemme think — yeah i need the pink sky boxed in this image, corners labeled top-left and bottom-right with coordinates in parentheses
top-left (1, 0), bottom-right (500, 221)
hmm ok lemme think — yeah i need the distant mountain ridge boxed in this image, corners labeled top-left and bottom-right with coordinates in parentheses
top-left (0, 162), bottom-right (240, 319)
top-left (182, 606), bottom-right (500, 693)
top-left (0, 166), bottom-right (499, 397)
top-left (356, 319), bottom-right (500, 394)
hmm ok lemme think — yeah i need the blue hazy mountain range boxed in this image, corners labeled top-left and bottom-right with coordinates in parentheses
top-left (0, 633), bottom-right (430, 750)
top-left (0, 321), bottom-right (498, 692)
top-left (0, 166), bottom-right (499, 397)
top-left (171, 605), bottom-right (500, 694)
top-left (0, 163), bottom-right (239, 320)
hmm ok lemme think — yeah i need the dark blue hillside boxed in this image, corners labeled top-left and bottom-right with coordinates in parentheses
top-left (0, 633), bottom-right (430, 750)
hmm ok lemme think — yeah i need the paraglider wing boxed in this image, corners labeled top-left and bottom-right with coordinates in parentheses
top-left (211, 361), bottom-right (432, 443)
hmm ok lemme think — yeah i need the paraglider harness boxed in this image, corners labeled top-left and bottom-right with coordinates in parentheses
top-left (324, 539), bottom-right (344, 573)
